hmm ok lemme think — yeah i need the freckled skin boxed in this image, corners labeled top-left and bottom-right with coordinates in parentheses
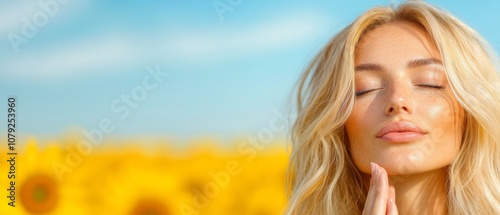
top-left (346, 21), bottom-right (465, 175)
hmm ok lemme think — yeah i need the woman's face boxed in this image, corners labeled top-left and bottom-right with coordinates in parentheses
top-left (346, 21), bottom-right (465, 175)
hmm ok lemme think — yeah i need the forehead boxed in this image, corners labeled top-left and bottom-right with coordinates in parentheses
top-left (355, 21), bottom-right (440, 65)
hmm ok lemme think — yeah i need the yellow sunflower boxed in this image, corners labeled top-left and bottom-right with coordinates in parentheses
top-left (84, 146), bottom-right (190, 215)
top-left (0, 136), bottom-right (87, 215)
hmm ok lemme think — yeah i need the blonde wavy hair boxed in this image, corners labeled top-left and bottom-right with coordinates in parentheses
top-left (285, 1), bottom-right (500, 214)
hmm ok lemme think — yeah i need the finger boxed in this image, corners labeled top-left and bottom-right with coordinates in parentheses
top-left (362, 162), bottom-right (378, 214)
top-left (371, 163), bottom-right (389, 214)
top-left (387, 185), bottom-right (398, 215)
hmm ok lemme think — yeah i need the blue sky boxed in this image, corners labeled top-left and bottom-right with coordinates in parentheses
top-left (0, 0), bottom-right (499, 142)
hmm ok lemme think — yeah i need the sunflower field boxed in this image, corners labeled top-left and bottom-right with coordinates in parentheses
top-left (0, 135), bottom-right (289, 215)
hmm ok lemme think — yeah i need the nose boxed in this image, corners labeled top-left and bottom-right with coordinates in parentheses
top-left (384, 83), bottom-right (414, 115)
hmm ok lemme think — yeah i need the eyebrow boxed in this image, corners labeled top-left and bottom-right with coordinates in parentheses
top-left (407, 58), bottom-right (443, 69)
top-left (355, 58), bottom-right (443, 72)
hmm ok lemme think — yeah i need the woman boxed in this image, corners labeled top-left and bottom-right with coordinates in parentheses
top-left (285, 1), bottom-right (500, 214)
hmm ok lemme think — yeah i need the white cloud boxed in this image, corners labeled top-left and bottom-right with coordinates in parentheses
top-left (0, 2), bottom-right (37, 34)
top-left (163, 11), bottom-right (330, 63)
top-left (2, 35), bottom-right (138, 81)
top-left (0, 0), bottom-right (89, 35)
top-left (0, 10), bottom-right (331, 81)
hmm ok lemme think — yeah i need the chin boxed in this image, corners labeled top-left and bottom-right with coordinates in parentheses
top-left (379, 158), bottom-right (452, 176)
top-left (383, 164), bottom-right (424, 176)
top-left (374, 155), bottom-right (430, 175)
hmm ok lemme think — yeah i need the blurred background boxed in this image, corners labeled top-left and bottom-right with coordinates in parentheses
top-left (0, 0), bottom-right (499, 214)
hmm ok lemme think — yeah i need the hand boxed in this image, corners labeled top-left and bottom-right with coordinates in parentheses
top-left (362, 162), bottom-right (398, 215)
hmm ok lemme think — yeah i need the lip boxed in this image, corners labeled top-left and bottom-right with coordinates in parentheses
top-left (376, 121), bottom-right (427, 143)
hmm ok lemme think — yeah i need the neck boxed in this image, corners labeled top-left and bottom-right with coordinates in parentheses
top-left (388, 167), bottom-right (448, 215)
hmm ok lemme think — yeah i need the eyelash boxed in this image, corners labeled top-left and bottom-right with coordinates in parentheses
top-left (355, 89), bottom-right (376, 96)
top-left (416, 84), bottom-right (445, 89)
top-left (355, 84), bottom-right (444, 96)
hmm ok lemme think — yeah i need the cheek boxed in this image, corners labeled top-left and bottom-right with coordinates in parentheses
top-left (345, 100), bottom-right (380, 169)
top-left (346, 102), bottom-right (371, 142)
top-left (419, 95), bottom-right (464, 162)
top-left (421, 96), bottom-right (463, 143)
top-left (346, 98), bottom-right (380, 135)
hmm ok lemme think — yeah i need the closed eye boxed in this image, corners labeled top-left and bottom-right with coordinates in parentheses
top-left (417, 84), bottom-right (445, 89)
top-left (356, 84), bottom-right (443, 96)
top-left (355, 89), bottom-right (379, 96)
